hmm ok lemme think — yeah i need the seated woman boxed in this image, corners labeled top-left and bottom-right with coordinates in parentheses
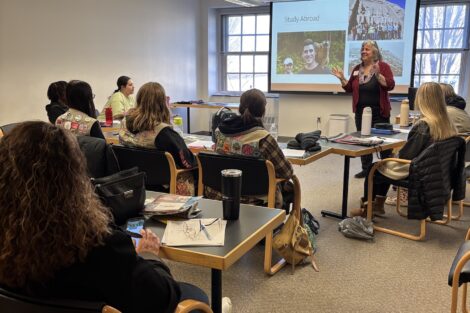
top-left (119, 82), bottom-right (196, 195)
top-left (439, 83), bottom-right (470, 133)
top-left (0, 121), bottom-right (208, 313)
top-left (99, 75), bottom-right (136, 120)
top-left (56, 80), bottom-right (105, 139)
top-left (209, 88), bottom-right (294, 211)
top-left (351, 82), bottom-right (457, 217)
top-left (45, 80), bottom-right (68, 124)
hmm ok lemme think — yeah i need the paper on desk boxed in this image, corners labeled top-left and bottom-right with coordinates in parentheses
top-left (187, 140), bottom-right (214, 149)
top-left (282, 148), bottom-right (305, 157)
top-left (394, 128), bottom-right (410, 134)
top-left (162, 218), bottom-right (226, 246)
top-left (368, 136), bottom-right (403, 143)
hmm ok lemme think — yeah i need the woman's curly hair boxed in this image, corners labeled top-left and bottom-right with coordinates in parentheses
top-left (0, 121), bottom-right (111, 288)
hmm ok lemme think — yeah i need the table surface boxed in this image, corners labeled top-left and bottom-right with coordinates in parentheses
top-left (144, 192), bottom-right (285, 270)
top-left (170, 102), bottom-right (239, 110)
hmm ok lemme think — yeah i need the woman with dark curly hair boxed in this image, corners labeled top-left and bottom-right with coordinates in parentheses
top-left (0, 121), bottom-right (207, 313)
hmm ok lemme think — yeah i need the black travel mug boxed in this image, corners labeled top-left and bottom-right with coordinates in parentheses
top-left (221, 169), bottom-right (242, 220)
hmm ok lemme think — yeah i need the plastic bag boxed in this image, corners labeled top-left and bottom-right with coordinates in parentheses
top-left (338, 216), bottom-right (374, 240)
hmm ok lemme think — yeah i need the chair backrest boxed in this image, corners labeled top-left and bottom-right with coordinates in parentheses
top-left (0, 287), bottom-right (116, 313)
top-left (196, 151), bottom-right (276, 207)
top-left (111, 144), bottom-right (176, 192)
top-left (0, 123), bottom-right (20, 137)
top-left (408, 136), bottom-right (466, 219)
top-left (77, 136), bottom-right (120, 178)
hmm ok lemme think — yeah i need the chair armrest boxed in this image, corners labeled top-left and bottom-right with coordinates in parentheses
top-left (466, 227), bottom-right (470, 241)
top-left (175, 299), bottom-right (213, 313)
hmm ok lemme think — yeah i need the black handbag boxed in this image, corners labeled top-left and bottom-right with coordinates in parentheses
top-left (92, 167), bottom-right (146, 225)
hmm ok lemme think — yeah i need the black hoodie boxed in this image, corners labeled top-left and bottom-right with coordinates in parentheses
top-left (45, 101), bottom-right (68, 124)
top-left (218, 115), bottom-right (264, 135)
top-left (446, 95), bottom-right (466, 110)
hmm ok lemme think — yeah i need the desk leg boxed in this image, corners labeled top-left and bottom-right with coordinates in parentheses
top-left (321, 156), bottom-right (350, 219)
top-left (187, 107), bottom-right (191, 134)
top-left (211, 268), bottom-right (222, 313)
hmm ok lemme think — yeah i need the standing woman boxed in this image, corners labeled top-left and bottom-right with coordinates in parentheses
top-left (56, 80), bottom-right (105, 139)
top-left (45, 81), bottom-right (68, 124)
top-left (99, 75), bottom-right (136, 120)
top-left (119, 82), bottom-right (196, 196)
top-left (332, 40), bottom-right (395, 178)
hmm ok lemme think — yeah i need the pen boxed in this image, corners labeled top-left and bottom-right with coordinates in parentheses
top-left (199, 220), bottom-right (212, 240)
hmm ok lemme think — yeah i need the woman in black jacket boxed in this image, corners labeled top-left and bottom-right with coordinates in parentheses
top-left (45, 81), bottom-right (68, 123)
top-left (0, 121), bottom-right (208, 313)
top-left (351, 82), bottom-right (457, 217)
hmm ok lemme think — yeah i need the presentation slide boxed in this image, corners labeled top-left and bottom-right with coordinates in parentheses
top-left (270, 0), bottom-right (418, 94)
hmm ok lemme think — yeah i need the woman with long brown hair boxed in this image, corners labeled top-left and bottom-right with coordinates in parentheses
top-left (0, 121), bottom-right (207, 312)
top-left (351, 82), bottom-right (457, 217)
top-left (119, 82), bottom-right (196, 195)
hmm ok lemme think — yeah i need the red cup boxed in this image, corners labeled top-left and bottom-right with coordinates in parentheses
top-left (105, 107), bottom-right (113, 126)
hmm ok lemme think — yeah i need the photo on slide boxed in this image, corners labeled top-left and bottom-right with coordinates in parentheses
top-left (276, 31), bottom-right (346, 75)
top-left (348, 0), bottom-right (406, 41)
top-left (347, 41), bottom-right (404, 77)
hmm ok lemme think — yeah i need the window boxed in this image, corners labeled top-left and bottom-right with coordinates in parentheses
top-left (414, 3), bottom-right (469, 93)
top-left (220, 9), bottom-right (270, 92)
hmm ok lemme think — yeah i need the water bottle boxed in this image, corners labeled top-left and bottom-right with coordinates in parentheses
top-left (269, 123), bottom-right (278, 141)
top-left (105, 107), bottom-right (113, 126)
top-left (361, 107), bottom-right (372, 136)
top-left (400, 99), bottom-right (410, 127)
top-left (173, 115), bottom-right (184, 137)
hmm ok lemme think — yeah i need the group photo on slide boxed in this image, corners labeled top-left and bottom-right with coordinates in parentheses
top-left (348, 0), bottom-right (406, 41)
top-left (276, 31), bottom-right (346, 75)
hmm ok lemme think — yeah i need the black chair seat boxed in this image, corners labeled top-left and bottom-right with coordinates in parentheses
top-left (448, 240), bottom-right (470, 287)
top-left (465, 165), bottom-right (470, 180)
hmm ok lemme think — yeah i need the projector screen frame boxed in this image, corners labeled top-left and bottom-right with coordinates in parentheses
top-left (268, 0), bottom-right (421, 96)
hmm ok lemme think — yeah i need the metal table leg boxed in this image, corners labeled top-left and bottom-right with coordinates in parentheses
top-left (321, 156), bottom-right (351, 219)
top-left (186, 107), bottom-right (191, 134)
top-left (211, 268), bottom-right (222, 313)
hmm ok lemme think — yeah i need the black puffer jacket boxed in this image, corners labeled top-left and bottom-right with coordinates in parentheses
top-left (407, 136), bottom-right (466, 220)
top-left (446, 95), bottom-right (467, 110)
top-left (78, 136), bottom-right (120, 178)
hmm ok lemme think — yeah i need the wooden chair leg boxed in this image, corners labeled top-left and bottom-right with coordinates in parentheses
top-left (428, 199), bottom-right (452, 225)
top-left (463, 283), bottom-right (468, 313)
top-left (374, 219), bottom-right (426, 241)
top-left (264, 231), bottom-right (286, 275)
top-left (446, 200), bottom-right (464, 221)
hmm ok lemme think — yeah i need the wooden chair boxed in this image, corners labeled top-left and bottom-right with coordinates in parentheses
top-left (196, 150), bottom-right (301, 275)
top-left (112, 144), bottom-right (195, 193)
top-left (0, 123), bottom-right (20, 137)
top-left (366, 136), bottom-right (466, 241)
top-left (0, 286), bottom-right (212, 313)
top-left (449, 227), bottom-right (470, 313)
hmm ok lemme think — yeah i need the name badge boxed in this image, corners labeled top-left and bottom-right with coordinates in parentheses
top-left (353, 70), bottom-right (359, 76)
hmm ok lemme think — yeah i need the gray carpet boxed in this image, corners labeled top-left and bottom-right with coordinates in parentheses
top-left (166, 154), bottom-right (468, 312)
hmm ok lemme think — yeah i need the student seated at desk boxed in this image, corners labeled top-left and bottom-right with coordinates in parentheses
top-left (209, 88), bottom-right (294, 211)
top-left (0, 121), bottom-right (208, 313)
top-left (119, 82), bottom-right (196, 195)
top-left (351, 82), bottom-right (458, 217)
top-left (56, 80), bottom-right (105, 139)
top-left (98, 75), bottom-right (136, 120)
top-left (439, 83), bottom-right (470, 133)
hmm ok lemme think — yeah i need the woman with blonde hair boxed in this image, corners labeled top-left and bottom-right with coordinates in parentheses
top-left (439, 83), bottom-right (470, 133)
top-left (119, 82), bottom-right (196, 195)
top-left (351, 82), bottom-right (457, 217)
top-left (0, 121), bottom-right (207, 312)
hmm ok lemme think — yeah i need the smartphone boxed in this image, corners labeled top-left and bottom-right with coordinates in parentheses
top-left (126, 218), bottom-right (145, 247)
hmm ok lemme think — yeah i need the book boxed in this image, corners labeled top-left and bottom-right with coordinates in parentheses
top-left (144, 194), bottom-right (201, 218)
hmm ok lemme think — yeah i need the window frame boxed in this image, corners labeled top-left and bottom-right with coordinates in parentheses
top-left (413, 1), bottom-right (470, 94)
top-left (218, 7), bottom-right (270, 93)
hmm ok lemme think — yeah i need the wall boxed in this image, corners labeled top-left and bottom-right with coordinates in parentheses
top-left (0, 0), bottom-right (201, 125)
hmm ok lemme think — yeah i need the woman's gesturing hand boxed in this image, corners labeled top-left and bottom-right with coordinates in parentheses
top-left (331, 66), bottom-right (345, 80)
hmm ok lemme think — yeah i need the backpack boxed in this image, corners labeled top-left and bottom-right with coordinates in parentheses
top-left (301, 208), bottom-right (320, 253)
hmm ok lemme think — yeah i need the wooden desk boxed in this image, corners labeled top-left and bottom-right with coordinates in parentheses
top-left (319, 131), bottom-right (408, 219)
top-left (170, 102), bottom-right (239, 134)
top-left (144, 192), bottom-right (285, 313)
